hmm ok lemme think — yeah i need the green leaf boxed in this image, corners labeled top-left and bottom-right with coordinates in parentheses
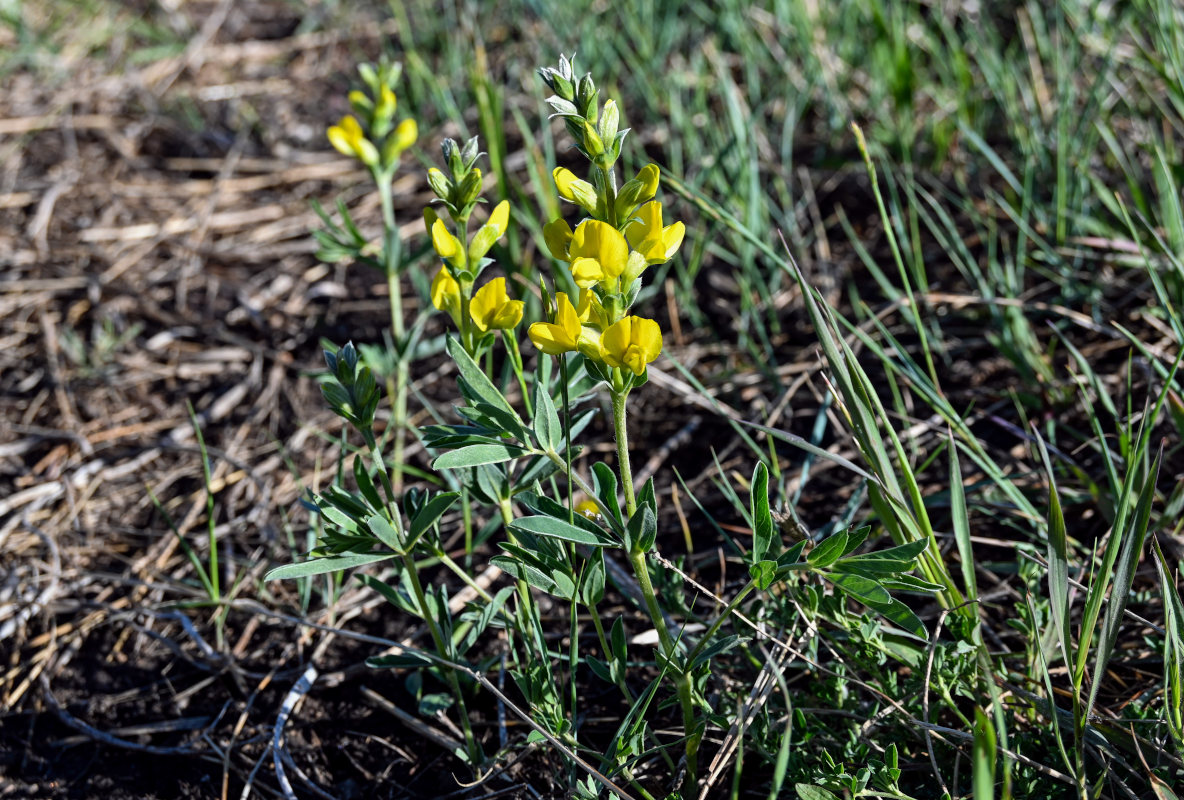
top-left (749, 559), bottom-right (778, 590)
top-left (592, 462), bottom-right (623, 526)
top-left (490, 555), bottom-right (557, 594)
top-left (448, 336), bottom-right (522, 423)
top-left (688, 634), bottom-right (748, 670)
top-left (840, 524), bottom-right (870, 557)
top-left (972, 708), bottom-right (997, 800)
top-left (1087, 444), bottom-right (1163, 718)
top-left (880, 574), bottom-right (946, 594)
top-left (829, 557), bottom-right (913, 576)
top-left (406, 492), bottom-right (459, 547)
top-left (627, 505), bottom-right (657, 553)
top-left (432, 443), bottom-right (531, 469)
top-left (582, 549), bottom-right (606, 605)
top-left (367, 513), bottom-right (403, 551)
top-left (587, 656), bottom-right (613, 683)
top-left (807, 530), bottom-right (849, 568)
top-left (510, 515), bottom-right (618, 547)
top-left (828, 572), bottom-right (891, 605)
top-left (610, 616), bottom-right (627, 663)
top-left (1034, 434), bottom-right (1070, 667)
top-left (750, 461), bottom-right (775, 563)
top-left (550, 568), bottom-right (577, 600)
top-left (795, 787), bottom-right (841, 800)
top-left (265, 552), bottom-right (397, 581)
top-left (845, 538), bottom-right (929, 563)
top-left (353, 457), bottom-right (385, 513)
top-left (862, 595), bottom-right (928, 638)
top-left (532, 379), bottom-right (562, 452)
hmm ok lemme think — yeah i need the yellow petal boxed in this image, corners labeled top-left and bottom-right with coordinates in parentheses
top-left (431, 218), bottom-right (459, 260)
top-left (327, 125), bottom-right (354, 157)
top-left (662, 221), bottom-right (686, 259)
top-left (431, 267), bottom-right (462, 327)
top-left (625, 201), bottom-right (663, 250)
top-left (633, 316), bottom-right (663, 361)
top-left (492, 299), bottom-right (524, 330)
top-left (600, 316), bottom-right (662, 375)
top-left (341, 116), bottom-right (364, 139)
top-left (553, 167), bottom-right (579, 200)
top-left (394, 118), bottom-right (418, 151)
top-left (529, 322), bottom-right (575, 355)
top-left (543, 218), bottom-right (573, 261)
top-left (554, 292), bottom-right (582, 341)
top-left (487, 200), bottom-right (510, 237)
top-left (636, 164), bottom-right (660, 201)
top-left (571, 220), bottom-right (628, 279)
top-left (570, 257), bottom-right (604, 289)
top-left (469, 277), bottom-right (504, 332)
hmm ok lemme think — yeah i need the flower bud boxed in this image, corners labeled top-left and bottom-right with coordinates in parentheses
top-left (581, 119), bottom-right (605, 158)
top-left (598, 99), bottom-right (619, 144)
top-left (427, 167), bottom-right (451, 200)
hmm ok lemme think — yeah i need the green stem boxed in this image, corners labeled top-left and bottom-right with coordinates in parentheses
top-left (399, 552), bottom-right (481, 765)
top-left (505, 332), bottom-right (533, 417)
top-left (611, 384), bottom-right (637, 517)
top-left (499, 499), bottom-right (547, 659)
top-left (432, 548), bottom-right (495, 603)
top-left (684, 581), bottom-right (756, 667)
top-left (377, 171), bottom-right (407, 495)
top-left (627, 548), bottom-right (699, 785)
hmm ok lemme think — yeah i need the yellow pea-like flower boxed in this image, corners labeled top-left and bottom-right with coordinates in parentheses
top-left (431, 267), bottom-right (463, 327)
top-left (431, 218), bottom-right (465, 270)
top-left (470, 277), bottom-right (524, 332)
top-left (635, 164), bottom-right (660, 202)
top-left (393, 118), bottom-right (418, 152)
top-left (569, 220), bottom-right (629, 289)
top-left (624, 201), bottom-right (685, 266)
top-left (327, 115), bottom-right (379, 166)
top-left (528, 293), bottom-right (602, 359)
top-left (468, 200), bottom-right (512, 262)
top-left (543, 218), bottom-right (574, 261)
top-left (600, 316), bottom-right (663, 376)
top-left (377, 85), bottom-right (397, 117)
top-left (528, 292), bottom-right (581, 354)
top-left (553, 167), bottom-right (599, 212)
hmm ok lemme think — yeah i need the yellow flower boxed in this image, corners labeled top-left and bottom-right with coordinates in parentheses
top-left (393, 118), bottom-right (418, 152)
top-left (543, 218), bottom-right (574, 261)
top-left (431, 267), bottom-right (462, 327)
top-left (624, 201), bottom-right (685, 266)
top-left (635, 164), bottom-right (660, 202)
top-left (569, 220), bottom-right (629, 288)
top-left (575, 499), bottom-right (602, 523)
top-left (553, 167), bottom-right (599, 213)
top-left (431, 218), bottom-right (465, 270)
top-left (600, 316), bottom-right (662, 376)
top-left (470, 277), bottom-right (524, 332)
top-left (528, 293), bottom-right (601, 358)
top-left (468, 200), bottom-right (511, 262)
top-left (575, 288), bottom-right (608, 329)
top-left (327, 115), bottom-right (379, 166)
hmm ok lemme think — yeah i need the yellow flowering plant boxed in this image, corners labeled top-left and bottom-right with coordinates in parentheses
top-left (311, 59), bottom-right (420, 492)
top-left (267, 52), bottom-right (944, 800)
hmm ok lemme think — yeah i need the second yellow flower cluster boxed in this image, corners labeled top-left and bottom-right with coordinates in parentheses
top-left (526, 163), bottom-right (683, 378)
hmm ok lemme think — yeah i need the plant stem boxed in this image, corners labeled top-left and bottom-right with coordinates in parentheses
top-left (627, 547), bottom-right (699, 786)
top-left (505, 332), bottom-right (533, 417)
top-left (611, 384), bottom-right (637, 516)
top-left (399, 551), bottom-right (481, 765)
top-left (377, 172), bottom-right (407, 494)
